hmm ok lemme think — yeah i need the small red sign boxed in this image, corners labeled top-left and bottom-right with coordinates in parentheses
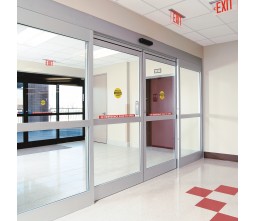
top-left (45, 59), bottom-right (54, 66)
top-left (99, 114), bottom-right (135, 119)
top-left (148, 112), bottom-right (172, 116)
top-left (214, 0), bottom-right (233, 14)
top-left (170, 10), bottom-right (183, 26)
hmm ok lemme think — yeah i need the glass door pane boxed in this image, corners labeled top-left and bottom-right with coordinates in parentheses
top-left (145, 55), bottom-right (177, 172)
top-left (93, 45), bottom-right (141, 186)
top-left (146, 120), bottom-right (175, 167)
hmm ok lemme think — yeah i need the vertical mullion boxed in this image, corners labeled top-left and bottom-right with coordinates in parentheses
top-left (56, 84), bottom-right (60, 140)
top-left (24, 82), bottom-right (29, 143)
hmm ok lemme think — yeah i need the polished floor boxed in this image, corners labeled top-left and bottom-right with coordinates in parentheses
top-left (17, 141), bottom-right (175, 213)
top-left (54, 159), bottom-right (238, 221)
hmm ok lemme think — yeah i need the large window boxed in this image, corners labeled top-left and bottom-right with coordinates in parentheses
top-left (17, 72), bottom-right (85, 148)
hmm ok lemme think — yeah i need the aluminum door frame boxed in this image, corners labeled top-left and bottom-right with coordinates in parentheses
top-left (143, 52), bottom-right (178, 181)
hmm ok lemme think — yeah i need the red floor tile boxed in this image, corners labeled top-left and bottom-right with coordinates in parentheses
top-left (186, 187), bottom-right (213, 197)
top-left (196, 198), bottom-right (226, 212)
top-left (210, 213), bottom-right (238, 221)
top-left (214, 185), bottom-right (238, 195)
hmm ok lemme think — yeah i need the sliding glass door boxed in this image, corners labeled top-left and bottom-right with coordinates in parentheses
top-left (93, 39), bottom-right (143, 200)
top-left (144, 53), bottom-right (177, 180)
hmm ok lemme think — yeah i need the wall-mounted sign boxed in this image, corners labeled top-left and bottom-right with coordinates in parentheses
top-left (154, 68), bottom-right (162, 74)
top-left (169, 9), bottom-right (185, 27)
top-left (40, 99), bottom-right (46, 106)
top-left (44, 59), bottom-right (54, 66)
top-left (159, 91), bottom-right (165, 100)
top-left (210, 0), bottom-right (233, 14)
top-left (114, 88), bottom-right (122, 99)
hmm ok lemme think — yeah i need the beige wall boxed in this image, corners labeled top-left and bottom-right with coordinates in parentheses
top-left (203, 41), bottom-right (238, 155)
top-left (146, 59), bottom-right (175, 78)
top-left (54, 0), bottom-right (202, 58)
top-left (94, 61), bottom-right (139, 148)
top-left (18, 60), bottom-right (84, 78)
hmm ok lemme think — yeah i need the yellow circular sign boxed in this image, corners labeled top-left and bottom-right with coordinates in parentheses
top-left (114, 88), bottom-right (122, 99)
top-left (159, 91), bottom-right (165, 100)
top-left (40, 99), bottom-right (46, 106)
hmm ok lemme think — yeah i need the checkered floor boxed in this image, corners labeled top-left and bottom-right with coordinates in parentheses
top-left (186, 185), bottom-right (238, 221)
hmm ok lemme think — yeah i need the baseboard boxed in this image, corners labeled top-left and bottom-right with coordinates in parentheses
top-left (204, 152), bottom-right (238, 162)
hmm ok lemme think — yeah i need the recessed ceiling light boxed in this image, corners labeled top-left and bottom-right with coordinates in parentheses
top-left (18, 27), bottom-right (57, 47)
top-left (94, 48), bottom-right (120, 59)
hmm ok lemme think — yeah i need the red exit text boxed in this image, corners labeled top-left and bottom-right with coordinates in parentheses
top-left (214, 0), bottom-right (233, 14)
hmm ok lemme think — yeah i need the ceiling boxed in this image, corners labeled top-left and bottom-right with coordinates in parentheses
top-left (17, 24), bottom-right (137, 70)
top-left (109, 0), bottom-right (238, 46)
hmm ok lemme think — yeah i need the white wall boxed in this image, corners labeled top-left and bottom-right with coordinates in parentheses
top-left (203, 41), bottom-right (238, 155)
top-left (54, 0), bottom-right (203, 58)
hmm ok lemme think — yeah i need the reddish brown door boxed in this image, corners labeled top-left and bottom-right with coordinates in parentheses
top-left (146, 77), bottom-right (175, 149)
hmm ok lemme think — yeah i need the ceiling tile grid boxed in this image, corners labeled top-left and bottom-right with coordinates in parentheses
top-left (110, 0), bottom-right (238, 46)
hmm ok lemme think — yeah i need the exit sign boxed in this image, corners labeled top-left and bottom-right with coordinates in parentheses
top-left (169, 9), bottom-right (185, 27)
top-left (44, 59), bottom-right (55, 66)
top-left (210, 0), bottom-right (233, 14)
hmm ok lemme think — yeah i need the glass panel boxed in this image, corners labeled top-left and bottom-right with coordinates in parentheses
top-left (17, 24), bottom-right (88, 214)
top-left (180, 68), bottom-right (200, 114)
top-left (17, 82), bottom-right (23, 114)
top-left (28, 116), bottom-right (57, 123)
top-left (17, 132), bottom-right (24, 143)
top-left (146, 120), bottom-right (175, 168)
top-left (59, 85), bottom-right (83, 114)
top-left (59, 114), bottom-right (83, 121)
top-left (146, 59), bottom-right (175, 116)
top-left (181, 118), bottom-right (200, 157)
top-left (59, 128), bottom-right (83, 138)
top-left (17, 116), bottom-right (23, 123)
top-left (28, 83), bottom-right (56, 118)
top-left (94, 122), bottom-right (140, 185)
top-left (17, 131), bottom-right (87, 213)
top-left (28, 129), bottom-right (57, 142)
top-left (93, 46), bottom-right (139, 119)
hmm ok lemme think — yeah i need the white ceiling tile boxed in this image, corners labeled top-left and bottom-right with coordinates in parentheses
top-left (161, 0), bottom-right (210, 19)
top-left (184, 32), bottom-right (207, 41)
top-left (198, 0), bottom-right (214, 11)
top-left (197, 39), bottom-right (215, 46)
top-left (211, 34), bottom-right (238, 44)
top-left (227, 22), bottom-right (238, 32)
top-left (198, 25), bottom-right (234, 38)
top-left (216, 9), bottom-right (238, 23)
top-left (166, 24), bottom-right (193, 34)
top-left (185, 13), bottom-right (224, 30)
top-left (145, 10), bottom-right (171, 26)
top-left (143, 0), bottom-right (184, 9)
top-left (116, 0), bottom-right (156, 15)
